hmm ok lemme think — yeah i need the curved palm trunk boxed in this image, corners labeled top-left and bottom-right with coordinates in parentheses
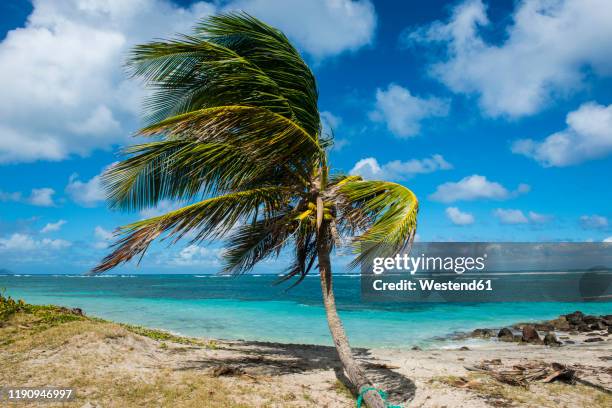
top-left (317, 226), bottom-right (386, 408)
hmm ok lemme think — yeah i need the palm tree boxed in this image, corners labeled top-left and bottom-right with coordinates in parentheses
top-left (93, 13), bottom-right (418, 408)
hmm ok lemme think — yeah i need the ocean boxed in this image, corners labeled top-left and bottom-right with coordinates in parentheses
top-left (0, 274), bottom-right (609, 348)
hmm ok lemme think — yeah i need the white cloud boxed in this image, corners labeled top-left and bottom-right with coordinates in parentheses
top-left (332, 138), bottom-right (350, 152)
top-left (603, 236), bottom-right (612, 243)
top-left (493, 209), bottom-right (528, 224)
top-left (321, 110), bottom-right (341, 136)
top-left (0, 233), bottom-right (37, 251)
top-left (28, 188), bottom-right (56, 206)
top-left (320, 110), bottom-right (350, 151)
top-left (321, 111), bottom-right (342, 130)
top-left (139, 199), bottom-right (183, 218)
top-left (225, 0), bottom-right (376, 59)
top-left (527, 211), bottom-right (552, 224)
top-left (580, 215), bottom-right (608, 230)
top-left (512, 102), bottom-right (612, 166)
top-left (0, 0), bottom-right (218, 163)
top-left (93, 225), bottom-right (114, 249)
top-left (430, 175), bottom-right (529, 203)
top-left (445, 207), bottom-right (474, 225)
top-left (0, 187), bottom-right (55, 206)
top-left (406, 0), bottom-right (612, 117)
top-left (494, 209), bottom-right (552, 225)
top-left (40, 238), bottom-right (72, 250)
top-left (0, 233), bottom-right (71, 251)
top-left (0, 190), bottom-right (22, 202)
top-left (41, 219), bottom-right (67, 233)
top-left (350, 154), bottom-right (452, 180)
top-left (65, 171), bottom-right (106, 207)
top-left (161, 244), bottom-right (222, 267)
top-left (369, 84), bottom-right (449, 137)
top-left (94, 226), bottom-right (114, 241)
top-left (0, 0), bottom-right (377, 163)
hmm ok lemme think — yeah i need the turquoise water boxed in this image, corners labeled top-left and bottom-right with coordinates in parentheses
top-left (1, 274), bottom-right (609, 348)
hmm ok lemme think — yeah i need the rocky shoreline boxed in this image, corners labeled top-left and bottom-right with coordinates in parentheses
top-left (468, 311), bottom-right (611, 346)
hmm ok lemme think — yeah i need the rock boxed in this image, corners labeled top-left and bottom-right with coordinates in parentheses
top-left (459, 346), bottom-right (470, 351)
top-left (411, 346), bottom-right (422, 351)
top-left (564, 340), bottom-right (576, 344)
top-left (582, 315), bottom-right (599, 324)
top-left (498, 327), bottom-right (514, 342)
top-left (584, 337), bottom-right (604, 343)
top-left (522, 325), bottom-right (542, 344)
top-left (534, 323), bottom-right (554, 332)
top-left (58, 306), bottom-right (84, 316)
top-left (472, 328), bottom-right (496, 338)
top-left (550, 317), bottom-right (571, 331)
top-left (590, 321), bottom-right (606, 331)
top-left (576, 323), bottom-right (591, 332)
top-left (609, 326), bottom-right (612, 334)
top-left (543, 332), bottom-right (561, 347)
top-left (565, 311), bottom-right (584, 325)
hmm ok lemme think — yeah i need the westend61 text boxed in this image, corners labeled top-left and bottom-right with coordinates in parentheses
top-left (372, 279), bottom-right (493, 292)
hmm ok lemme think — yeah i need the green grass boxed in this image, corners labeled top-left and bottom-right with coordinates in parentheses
top-left (1, 294), bottom-right (219, 348)
top-left (1, 294), bottom-right (85, 325)
top-left (0, 295), bottom-right (324, 407)
top-left (331, 380), bottom-right (353, 400)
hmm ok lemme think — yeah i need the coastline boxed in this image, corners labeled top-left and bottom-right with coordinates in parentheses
top-left (2, 274), bottom-right (611, 349)
top-left (1, 297), bottom-right (611, 407)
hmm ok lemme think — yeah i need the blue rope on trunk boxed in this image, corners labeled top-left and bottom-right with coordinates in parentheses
top-left (356, 387), bottom-right (402, 408)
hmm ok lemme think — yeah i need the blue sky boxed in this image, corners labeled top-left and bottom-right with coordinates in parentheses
top-left (0, 0), bottom-right (611, 274)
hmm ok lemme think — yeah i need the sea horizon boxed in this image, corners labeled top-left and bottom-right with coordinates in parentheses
top-left (2, 274), bottom-right (609, 349)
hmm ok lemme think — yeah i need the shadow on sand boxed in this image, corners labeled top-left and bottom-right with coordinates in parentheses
top-left (175, 340), bottom-right (416, 405)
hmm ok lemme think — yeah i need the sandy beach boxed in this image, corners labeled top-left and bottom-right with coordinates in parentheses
top-left (1, 298), bottom-right (610, 408)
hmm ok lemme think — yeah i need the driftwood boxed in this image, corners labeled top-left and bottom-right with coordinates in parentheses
top-left (465, 361), bottom-right (611, 393)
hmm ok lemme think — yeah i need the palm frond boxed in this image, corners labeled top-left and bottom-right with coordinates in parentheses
top-left (92, 187), bottom-right (288, 273)
top-left (333, 180), bottom-right (419, 268)
top-left (221, 211), bottom-right (296, 275)
top-left (101, 104), bottom-right (321, 212)
top-left (274, 218), bottom-right (318, 288)
top-left (197, 12), bottom-right (321, 140)
top-left (103, 138), bottom-right (308, 212)
top-left (127, 35), bottom-right (295, 125)
top-left (140, 105), bottom-right (321, 161)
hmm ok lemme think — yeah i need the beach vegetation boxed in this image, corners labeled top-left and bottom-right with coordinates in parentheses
top-left (1, 298), bottom-right (334, 407)
top-left (433, 373), bottom-right (612, 407)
